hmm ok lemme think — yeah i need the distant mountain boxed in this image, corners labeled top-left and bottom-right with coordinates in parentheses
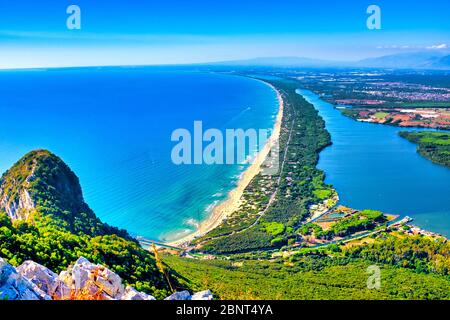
top-left (356, 52), bottom-right (450, 69)
top-left (434, 55), bottom-right (450, 69)
top-left (210, 51), bottom-right (450, 70)
top-left (212, 56), bottom-right (339, 67)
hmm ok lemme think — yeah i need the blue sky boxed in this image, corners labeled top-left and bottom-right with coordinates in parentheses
top-left (0, 0), bottom-right (449, 68)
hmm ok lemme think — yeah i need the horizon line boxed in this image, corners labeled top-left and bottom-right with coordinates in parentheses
top-left (1, 51), bottom-right (450, 71)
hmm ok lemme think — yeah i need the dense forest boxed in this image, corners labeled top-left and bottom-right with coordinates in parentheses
top-left (165, 234), bottom-right (450, 300)
top-left (166, 228), bottom-right (450, 299)
top-left (399, 131), bottom-right (450, 167)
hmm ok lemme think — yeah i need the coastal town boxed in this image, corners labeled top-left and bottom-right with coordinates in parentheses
top-left (292, 70), bottom-right (450, 107)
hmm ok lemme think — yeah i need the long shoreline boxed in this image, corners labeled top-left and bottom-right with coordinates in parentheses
top-left (166, 81), bottom-right (284, 247)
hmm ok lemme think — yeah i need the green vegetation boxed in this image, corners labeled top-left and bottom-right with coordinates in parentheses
top-left (359, 209), bottom-right (384, 219)
top-left (298, 209), bottom-right (385, 241)
top-left (320, 210), bottom-right (385, 239)
top-left (166, 230), bottom-right (450, 300)
top-left (374, 112), bottom-right (389, 120)
top-left (0, 150), bottom-right (176, 298)
top-left (165, 248), bottom-right (450, 300)
top-left (313, 188), bottom-right (332, 200)
top-left (298, 223), bottom-right (323, 237)
top-left (0, 150), bottom-right (128, 237)
top-left (261, 222), bottom-right (285, 237)
top-left (399, 131), bottom-right (450, 167)
top-left (198, 78), bottom-right (332, 254)
top-left (345, 233), bottom-right (450, 275)
top-left (341, 108), bottom-right (359, 118)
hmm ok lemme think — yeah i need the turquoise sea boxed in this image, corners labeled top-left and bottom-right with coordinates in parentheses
top-left (0, 68), bottom-right (279, 241)
top-left (298, 89), bottom-right (450, 237)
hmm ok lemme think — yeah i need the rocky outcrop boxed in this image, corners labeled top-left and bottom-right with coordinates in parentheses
top-left (16, 260), bottom-right (71, 300)
top-left (0, 258), bottom-right (50, 300)
top-left (121, 286), bottom-right (156, 300)
top-left (1, 257), bottom-right (213, 301)
top-left (64, 257), bottom-right (126, 300)
top-left (191, 290), bottom-right (214, 300)
top-left (165, 290), bottom-right (192, 300)
top-left (165, 289), bottom-right (214, 301)
top-left (0, 189), bottom-right (35, 221)
top-left (0, 153), bottom-right (38, 221)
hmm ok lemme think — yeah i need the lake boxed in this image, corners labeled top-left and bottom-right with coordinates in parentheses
top-left (297, 89), bottom-right (450, 237)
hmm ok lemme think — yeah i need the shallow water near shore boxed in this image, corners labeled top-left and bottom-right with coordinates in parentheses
top-left (0, 68), bottom-right (279, 241)
top-left (297, 89), bottom-right (450, 237)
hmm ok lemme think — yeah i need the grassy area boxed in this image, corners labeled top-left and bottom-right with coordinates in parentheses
top-left (313, 188), bottom-right (333, 200)
top-left (374, 112), bottom-right (389, 120)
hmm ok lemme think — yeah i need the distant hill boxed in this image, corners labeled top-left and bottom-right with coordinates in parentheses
top-left (356, 52), bottom-right (450, 69)
top-left (210, 51), bottom-right (450, 70)
top-left (212, 56), bottom-right (340, 67)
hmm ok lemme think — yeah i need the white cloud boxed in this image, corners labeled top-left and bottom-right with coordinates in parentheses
top-left (376, 45), bottom-right (416, 50)
top-left (376, 43), bottom-right (449, 51)
top-left (426, 43), bottom-right (448, 50)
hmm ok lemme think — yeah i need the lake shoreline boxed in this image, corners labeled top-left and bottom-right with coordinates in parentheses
top-left (165, 80), bottom-right (284, 247)
top-left (297, 88), bottom-right (450, 239)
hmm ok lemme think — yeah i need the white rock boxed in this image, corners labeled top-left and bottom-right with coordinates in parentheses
top-left (71, 257), bottom-right (94, 290)
top-left (17, 260), bottom-right (71, 300)
top-left (120, 286), bottom-right (156, 300)
top-left (164, 290), bottom-right (192, 300)
top-left (66, 256), bottom-right (125, 299)
top-left (2, 256), bottom-right (214, 301)
top-left (0, 258), bottom-right (50, 300)
top-left (191, 290), bottom-right (214, 300)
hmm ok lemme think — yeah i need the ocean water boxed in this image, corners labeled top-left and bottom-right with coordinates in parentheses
top-left (0, 68), bottom-right (279, 241)
top-left (297, 89), bottom-right (450, 237)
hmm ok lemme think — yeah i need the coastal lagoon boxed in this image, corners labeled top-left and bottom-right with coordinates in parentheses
top-left (297, 89), bottom-right (450, 237)
top-left (0, 68), bottom-right (279, 241)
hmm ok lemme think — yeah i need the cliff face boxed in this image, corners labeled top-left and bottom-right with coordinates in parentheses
top-left (0, 256), bottom-right (213, 301)
top-left (0, 188), bottom-right (34, 221)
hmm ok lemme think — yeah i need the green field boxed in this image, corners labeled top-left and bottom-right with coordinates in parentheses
top-left (374, 112), bottom-right (389, 120)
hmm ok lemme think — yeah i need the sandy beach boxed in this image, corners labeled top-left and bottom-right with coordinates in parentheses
top-left (166, 81), bottom-right (284, 247)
